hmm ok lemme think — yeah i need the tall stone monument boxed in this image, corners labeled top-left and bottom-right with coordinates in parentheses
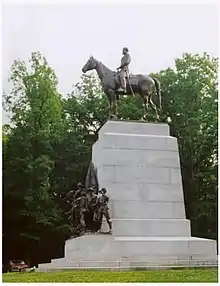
top-left (38, 120), bottom-right (217, 270)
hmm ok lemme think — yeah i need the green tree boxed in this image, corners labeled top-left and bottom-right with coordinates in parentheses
top-left (2, 124), bottom-right (11, 151)
top-left (3, 52), bottom-right (70, 264)
top-left (54, 74), bottom-right (107, 192)
top-left (153, 53), bottom-right (218, 240)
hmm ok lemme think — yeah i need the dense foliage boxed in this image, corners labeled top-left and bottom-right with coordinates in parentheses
top-left (3, 52), bottom-right (218, 265)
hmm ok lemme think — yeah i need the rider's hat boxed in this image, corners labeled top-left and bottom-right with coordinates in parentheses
top-left (123, 47), bottom-right (129, 52)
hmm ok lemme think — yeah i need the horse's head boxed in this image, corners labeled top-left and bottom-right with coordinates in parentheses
top-left (82, 56), bottom-right (97, 73)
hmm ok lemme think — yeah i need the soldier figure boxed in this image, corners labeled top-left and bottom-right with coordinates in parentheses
top-left (74, 182), bottom-right (84, 201)
top-left (97, 188), bottom-right (112, 234)
top-left (86, 187), bottom-right (99, 222)
top-left (70, 189), bottom-right (87, 235)
top-left (79, 190), bottom-right (87, 229)
top-left (117, 47), bottom-right (131, 93)
top-left (66, 189), bottom-right (75, 204)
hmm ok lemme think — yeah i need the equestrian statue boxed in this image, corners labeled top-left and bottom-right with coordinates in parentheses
top-left (82, 47), bottom-right (161, 120)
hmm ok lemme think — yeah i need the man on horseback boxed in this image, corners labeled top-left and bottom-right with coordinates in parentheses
top-left (82, 52), bottom-right (161, 120)
top-left (116, 47), bottom-right (131, 93)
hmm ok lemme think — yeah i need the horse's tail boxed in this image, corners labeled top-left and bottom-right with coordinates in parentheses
top-left (152, 77), bottom-right (161, 110)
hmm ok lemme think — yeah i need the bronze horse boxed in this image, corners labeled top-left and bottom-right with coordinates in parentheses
top-left (82, 56), bottom-right (161, 120)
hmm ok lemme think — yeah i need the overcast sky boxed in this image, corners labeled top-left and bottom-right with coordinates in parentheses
top-left (2, 2), bottom-right (219, 123)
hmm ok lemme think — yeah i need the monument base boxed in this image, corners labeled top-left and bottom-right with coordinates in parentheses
top-left (38, 233), bottom-right (217, 270)
top-left (38, 121), bottom-right (217, 270)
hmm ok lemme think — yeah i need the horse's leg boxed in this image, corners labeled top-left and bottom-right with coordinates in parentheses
top-left (109, 90), bottom-right (118, 119)
top-left (107, 92), bottom-right (113, 119)
top-left (109, 100), bottom-right (113, 119)
top-left (144, 95), bottom-right (149, 119)
top-left (113, 93), bottom-right (119, 118)
top-left (140, 92), bottom-right (149, 121)
top-left (149, 95), bottom-right (159, 120)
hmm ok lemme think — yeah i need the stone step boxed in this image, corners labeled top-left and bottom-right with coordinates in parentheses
top-left (98, 132), bottom-right (177, 152)
top-left (109, 200), bottom-right (185, 219)
top-left (110, 218), bottom-right (191, 237)
top-left (99, 121), bottom-right (170, 137)
top-left (102, 182), bottom-right (184, 202)
top-left (38, 259), bottom-right (217, 271)
top-left (63, 235), bottom-right (217, 261)
top-left (99, 165), bottom-right (182, 185)
top-left (114, 236), bottom-right (217, 258)
top-left (38, 235), bottom-right (217, 270)
top-left (101, 148), bottom-right (180, 168)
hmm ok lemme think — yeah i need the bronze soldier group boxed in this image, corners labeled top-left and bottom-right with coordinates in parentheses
top-left (67, 183), bottom-right (112, 237)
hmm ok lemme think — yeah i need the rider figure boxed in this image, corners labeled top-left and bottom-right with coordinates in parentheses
top-left (117, 47), bottom-right (131, 93)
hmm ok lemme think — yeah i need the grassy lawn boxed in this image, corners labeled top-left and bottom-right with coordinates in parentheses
top-left (2, 268), bottom-right (218, 283)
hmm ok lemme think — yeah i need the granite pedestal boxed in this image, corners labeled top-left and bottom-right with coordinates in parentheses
top-left (38, 121), bottom-right (217, 270)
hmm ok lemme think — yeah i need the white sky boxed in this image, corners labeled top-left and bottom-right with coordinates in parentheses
top-left (2, 1), bottom-right (219, 123)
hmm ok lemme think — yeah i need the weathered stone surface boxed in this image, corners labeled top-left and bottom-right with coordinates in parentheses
top-left (99, 121), bottom-right (170, 137)
top-left (111, 219), bottom-right (191, 237)
top-left (109, 201), bottom-right (185, 219)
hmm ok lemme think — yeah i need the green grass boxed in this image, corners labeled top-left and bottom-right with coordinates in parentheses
top-left (2, 268), bottom-right (218, 283)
